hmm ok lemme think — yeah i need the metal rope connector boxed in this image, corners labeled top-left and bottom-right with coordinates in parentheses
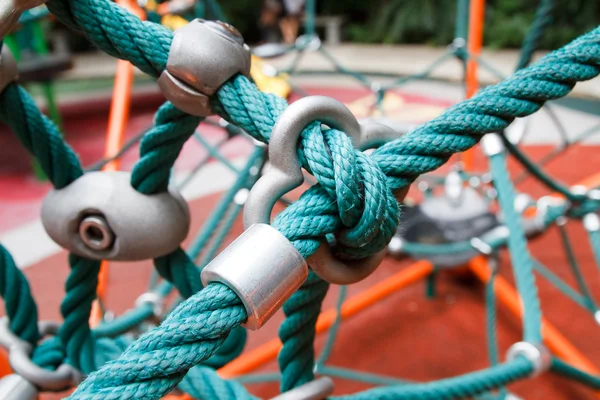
top-left (0, 318), bottom-right (81, 393)
top-left (158, 19), bottom-right (251, 116)
top-left (0, 44), bottom-right (18, 94)
top-left (480, 133), bottom-right (505, 157)
top-left (506, 341), bottom-right (551, 377)
top-left (270, 377), bottom-right (334, 400)
top-left (243, 96), bottom-right (405, 285)
top-left (0, 0), bottom-right (47, 42)
top-left (41, 171), bottom-right (190, 261)
top-left (201, 223), bottom-right (308, 330)
top-left (0, 374), bottom-right (38, 400)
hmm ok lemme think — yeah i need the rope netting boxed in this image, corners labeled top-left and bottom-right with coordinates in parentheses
top-left (1, 0), bottom-right (600, 399)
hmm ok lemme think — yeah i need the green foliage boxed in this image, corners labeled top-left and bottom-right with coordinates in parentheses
top-left (342, 0), bottom-right (600, 49)
top-left (217, 0), bottom-right (599, 50)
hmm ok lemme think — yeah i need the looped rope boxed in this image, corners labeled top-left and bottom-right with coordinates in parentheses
top-left (0, 246), bottom-right (39, 345)
top-left (47, 0), bottom-right (171, 77)
top-left (67, 23), bottom-right (600, 399)
top-left (216, 77), bottom-right (400, 260)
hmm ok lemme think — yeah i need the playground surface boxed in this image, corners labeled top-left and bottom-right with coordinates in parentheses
top-left (2, 45), bottom-right (600, 396)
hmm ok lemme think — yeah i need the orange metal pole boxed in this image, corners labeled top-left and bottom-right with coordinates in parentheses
top-left (218, 261), bottom-right (434, 377)
top-left (90, 0), bottom-right (143, 327)
top-left (462, 0), bottom-right (486, 171)
top-left (468, 256), bottom-right (600, 375)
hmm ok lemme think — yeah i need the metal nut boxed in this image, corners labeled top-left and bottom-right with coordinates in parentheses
top-left (41, 171), bottom-right (190, 261)
top-left (158, 19), bottom-right (251, 116)
top-left (0, 44), bottom-right (18, 94)
top-left (201, 224), bottom-right (308, 330)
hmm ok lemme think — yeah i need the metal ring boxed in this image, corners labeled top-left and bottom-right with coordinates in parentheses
top-left (506, 341), bottom-right (551, 377)
top-left (79, 215), bottom-right (115, 251)
top-left (244, 96), bottom-right (404, 284)
top-left (0, 318), bottom-right (81, 391)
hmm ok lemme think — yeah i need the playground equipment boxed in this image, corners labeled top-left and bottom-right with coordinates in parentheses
top-left (1, 0), bottom-right (600, 399)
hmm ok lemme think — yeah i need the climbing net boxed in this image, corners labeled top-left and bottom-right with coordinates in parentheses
top-left (1, 0), bottom-right (600, 399)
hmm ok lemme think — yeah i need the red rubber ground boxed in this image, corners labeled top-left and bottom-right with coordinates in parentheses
top-left (1, 87), bottom-right (599, 399)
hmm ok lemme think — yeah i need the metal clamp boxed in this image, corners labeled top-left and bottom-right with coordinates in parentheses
top-left (41, 171), bottom-right (190, 261)
top-left (270, 377), bottom-right (334, 400)
top-left (506, 341), bottom-right (551, 377)
top-left (201, 224), bottom-right (308, 330)
top-left (135, 292), bottom-right (164, 318)
top-left (584, 213), bottom-right (600, 232)
top-left (480, 133), bottom-right (505, 157)
top-left (0, 318), bottom-right (81, 392)
top-left (0, 374), bottom-right (38, 400)
top-left (0, 0), bottom-right (47, 42)
top-left (244, 96), bottom-right (404, 285)
top-left (158, 19), bottom-right (251, 116)
top-left (0, 44), bottom-right (18, 94)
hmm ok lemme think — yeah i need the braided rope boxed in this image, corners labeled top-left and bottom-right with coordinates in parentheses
top-left (0, 246), bottom-right (39, 345)
top-left (0, 84), bottom-right (83, 188)
top-left (0, 82), bottom-right (104, 372)
top-left (68, 283), bottom-right (246, 399)
top-left (68, 24), bottom-right (600, 398)
top-left (278, 271), bottom-right (329, 392)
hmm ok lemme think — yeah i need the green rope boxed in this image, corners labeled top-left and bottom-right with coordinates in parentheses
top-left (334, 358), bottom-right (534, 400)
top-left (555, 222), bottom-right (598, 313)
top-left (516, 0), bottom-right (557, 70)
top-left (67, 20), bottom-right (600, 398)
top-left (278, 271), bottom-right (329, 391)
top-left (551, 358), bottom-right (600, 389)
top-left (488, 148), bottom-right (542, 344)
top-left (0, 83), bottom-right (83, 188)
top-left (0, 245), bottom-right (39, 345)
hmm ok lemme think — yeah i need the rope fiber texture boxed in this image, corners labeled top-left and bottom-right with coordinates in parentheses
top-left (66, 14), bottom-right (600, 399)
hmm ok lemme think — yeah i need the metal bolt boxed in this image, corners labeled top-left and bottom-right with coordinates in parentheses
top-left (78, 215), bottom-right (115, 251)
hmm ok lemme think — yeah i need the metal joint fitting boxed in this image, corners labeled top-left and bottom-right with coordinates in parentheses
top-left (243, 96), bottom-right (405, 285)
top-left (41, 171), bottom-right (190, 261)
top-left (504, 117), bottom-right (530, 145)
top-left (0, 45), bottom-right (18, 94)
top-left (0, 374), bottom-right (38, 400)
top-left (583, 213), bottom-right (600, 232)
top-left (158, 19), bottom-right (251, 116)
top-left (269, 377), bottom-right (334, 400)
top-left (0, 0), bottom-right (48, 42)
top-left (0, 318), bottom-right (81, 392)
top-left (201, 224), bottom-right (308, 330)
top-left (135, 292), bottom-right (163, 318)
top-left (470, 237), bottom-right (493, 255)
top-left (506, 341), bottom-right (551, 377)
top-left (480, 133), bottom-right (505, 157)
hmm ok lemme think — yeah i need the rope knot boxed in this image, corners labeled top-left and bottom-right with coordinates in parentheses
top-left (298, 124), bottom-right (400, 260)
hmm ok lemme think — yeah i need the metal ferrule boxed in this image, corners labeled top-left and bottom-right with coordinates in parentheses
top-left (270, 377), bottom-right (334, 400)
top-left (480, 133), bottom-right (505, 157)
top-left (0, 375), bottom-right (38, 400)
top-left (506, 342), bottom-right (551, 377)
top-left (41, 171), bottom-right (190, 261)
top-left (201, 224), bottom-right (308, 330)
top-left (243, 96), bottom-right (405, 285)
